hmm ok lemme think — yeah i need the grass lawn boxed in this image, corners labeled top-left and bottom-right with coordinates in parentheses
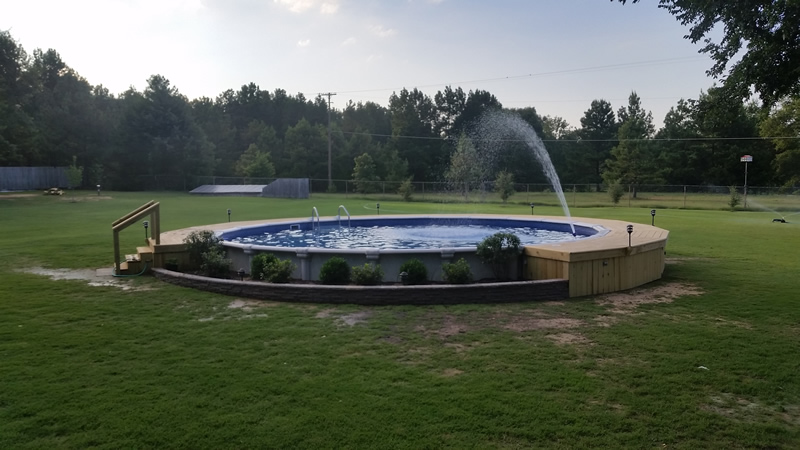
top-left (1, 191), bottom-right (799, 448)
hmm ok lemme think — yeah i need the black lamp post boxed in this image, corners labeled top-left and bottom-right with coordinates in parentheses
top-left (237, 268), bottom-right (245, 281)
top-left (227, 208), bottom-right (231, 222)
top-left (530, 203), bottom-right (534, 215)
top-left (650, 209), bottom-right (656, 226)
top-left (143, 220), bottom-right (149, 240)
top-left (376, 203), bottom-right (380, 215)
top-left (96, 184), bottom-right (101, 196)
top-left (626, 224), bottom-right (633, 247)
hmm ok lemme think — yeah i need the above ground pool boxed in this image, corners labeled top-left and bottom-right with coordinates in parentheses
top-left (220, 216), bottom-right (602, 250)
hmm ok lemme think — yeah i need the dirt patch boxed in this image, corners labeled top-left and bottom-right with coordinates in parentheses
top-left (546, 332), bottom-right (593, 346)
top-left (702, 393), bottom-right (800, 426)
top-left (227, 299), bottom-right (274, 311)
top-left (441, 368), bottom-right (464, 377)
top-left (504, 317), bottom-right (583, 332)
top-left (315, 309), bottom-right (372, 327)
top-left (596, 282), bottom-right (703, 314)
top-left (60, 195), bottom-right (114, 202)
top-left (18, 267), bottom-right (155, 291)
top-left (0, 193), bottom-right (37, 199)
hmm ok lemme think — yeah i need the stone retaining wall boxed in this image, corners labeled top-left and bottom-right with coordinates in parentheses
top-left (153, 268), bottom-right (569, 305)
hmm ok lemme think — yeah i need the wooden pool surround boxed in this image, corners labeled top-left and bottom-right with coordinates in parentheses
top-left (143, 215), bottom-right (668, 299)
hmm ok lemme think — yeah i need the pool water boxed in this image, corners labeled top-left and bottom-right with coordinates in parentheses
top-left (227, 223), bottom-right (584, 249)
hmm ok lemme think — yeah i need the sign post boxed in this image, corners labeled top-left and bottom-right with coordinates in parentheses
top-left (740, 155), bottom-right (753, 208)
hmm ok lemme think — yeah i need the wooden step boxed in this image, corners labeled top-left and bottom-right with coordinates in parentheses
top-left (136, 246), bottom-right (154, 262)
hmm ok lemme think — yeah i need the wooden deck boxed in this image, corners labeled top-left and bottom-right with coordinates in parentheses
top-left (152, 214), bottom-right (669, 298)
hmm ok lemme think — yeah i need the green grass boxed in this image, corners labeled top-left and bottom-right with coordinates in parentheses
top-left (1, 191), bottom-right (799, 448)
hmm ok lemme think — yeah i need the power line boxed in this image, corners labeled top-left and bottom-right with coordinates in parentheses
top-left (338, 130), bottom-right (800, 143)
top-left (310, 56), bottom-right (707, 97)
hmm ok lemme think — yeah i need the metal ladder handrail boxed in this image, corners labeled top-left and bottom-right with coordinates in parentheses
top-left (337, 205), bottom-right (351, 228)
top-left (311, 207), bottom-right (320, 232)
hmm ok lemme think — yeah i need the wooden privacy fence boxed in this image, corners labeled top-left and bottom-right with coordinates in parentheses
top-left (0, 167), bottom-right (68, 190)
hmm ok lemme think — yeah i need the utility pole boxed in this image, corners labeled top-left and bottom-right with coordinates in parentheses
top-left (322, 92), bottom-right (337, 191)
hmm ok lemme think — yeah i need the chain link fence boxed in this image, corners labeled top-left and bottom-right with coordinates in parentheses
top-left (130, 174), bottom-right (799, 211)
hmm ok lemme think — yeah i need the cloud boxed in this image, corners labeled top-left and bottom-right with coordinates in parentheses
top-left (341, 37), bottom-right (357, 46)
top-left (320, 2), bottom-right (339, 14)
top-left (297, 39), bottom-right (311, 47)
top-left (273, 0), bottom-right (339, 14)
top-left (369, 25), bottom-right (397, 38)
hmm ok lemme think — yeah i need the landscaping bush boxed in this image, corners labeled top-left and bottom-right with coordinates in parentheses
top-left (200, 250), bottom-right (231, 278)
top-left (399, 258), bottom-right (428, 285)
top-left (442, 258), bottom-right (473, 284)
top-left (319, 257), bottom-right (351, 285)
top-left (184, 230), bottom-right (223, 268)
top-left (351, 263), bottom-right (384, 285)
top-left (476, 232), bottom-right (521, 280)
top-left (263, 258), bottom-right (295, 283)
top-left (251, 253), bottom-right (278, 280)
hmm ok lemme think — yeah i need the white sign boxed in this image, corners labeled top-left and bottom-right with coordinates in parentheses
top-left (740, 155), bottom-right (753, 162)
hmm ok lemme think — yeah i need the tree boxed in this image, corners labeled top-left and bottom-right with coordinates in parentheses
top-left (445, 134), bottom-right (482, 200)
top-left (65, 155), bottom-right (83, 189)
top-left (352, 152), bottom-right (380, 193)
top-left (603, 92), bottom-right (661, 197)
top-left (615, 0), bottom-right (800, 105)
top-left (759, 96), bottom-right (800, 187)
top-left (235, 144), bottom-right (275, 179)
top-left (577, 100), bottom-right (618, 188)
top-left (388, 88), bottom-right (442, 181)
top-left (655, 99), bottom-right (704, 185)
top-left (494, 171), bottom-right (516, 203)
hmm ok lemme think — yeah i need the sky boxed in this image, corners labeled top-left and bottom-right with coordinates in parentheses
top-left (1, 0), bottom-right (721, 129)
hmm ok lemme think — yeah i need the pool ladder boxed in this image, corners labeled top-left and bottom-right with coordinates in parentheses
top-left (311, 207), bottom-right (320, 232)
top-left (337, 205), bottom-right (351, 228)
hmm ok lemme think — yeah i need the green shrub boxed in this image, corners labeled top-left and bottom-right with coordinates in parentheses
top-left (728, 185), bottom-right (741, 210)
top-left (251, 253), bottom-right (278, 280)
top-left (399, 258), bottom-right (428, 285)
top-left (264, 259), bottom-right (295, 283)
top-left (608, 179), bottom-right (625, 205)
top-left (184, 230), bottom-right (223, 268)
top-left (442, 258), bottom-right (473, 284)
top-left (398, 178), bottom-right (415, 202)
top-left (319, 257), bottom-right (351, 285)
top-left (200, 250), bottom-right (231, 278)
top-left (351, 263), bottom-right (384, 285)
top-left (476, 232), bottom-right (521, 280)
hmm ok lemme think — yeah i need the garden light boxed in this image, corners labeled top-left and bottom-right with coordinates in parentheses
top-left (227, 208), bottom-right (231, 222)
top-left (376, 203), bottom-right (380, 215)
top-left (237, 268), bottom-right (245, 281)
top-left (651, 209), bottom-right (656, 226)
top-left (530, 203), bottom-right (534, 215)
top-left (627, 224), bottom-right (633, 247)
top-left (96, 184), bottom-right (101, 196)
top-left (143, 220), bottom-right (149, 240)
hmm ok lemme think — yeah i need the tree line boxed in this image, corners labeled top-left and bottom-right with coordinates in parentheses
top-left (1, 30), bottom-right (798, 192)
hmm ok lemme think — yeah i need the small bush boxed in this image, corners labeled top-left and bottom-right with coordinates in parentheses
top-left (250, 253), bottom-right (278, 280)
top-left (728, 185), bottom-right (741, 210)
top-left (263, 258), bottom-right (295, 283)
top-left (351, 263), bottom-right (384, 285)
top-left (442, 258), bottom-right (473, 284)
top-left (399, 258), bottom-right (428, 285)
top-left (608, 179), bottom-right (625, 205)
top-left (398, 178), bottom-right (415, 202)
top-left (200, 250), bottom-right (231, 278)
top-left (476, 232), bottom-right (521, 280)
top-left (184, 230), bottom-right (223, 268)
top-left (319, 257), bottom-right (351, 285)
